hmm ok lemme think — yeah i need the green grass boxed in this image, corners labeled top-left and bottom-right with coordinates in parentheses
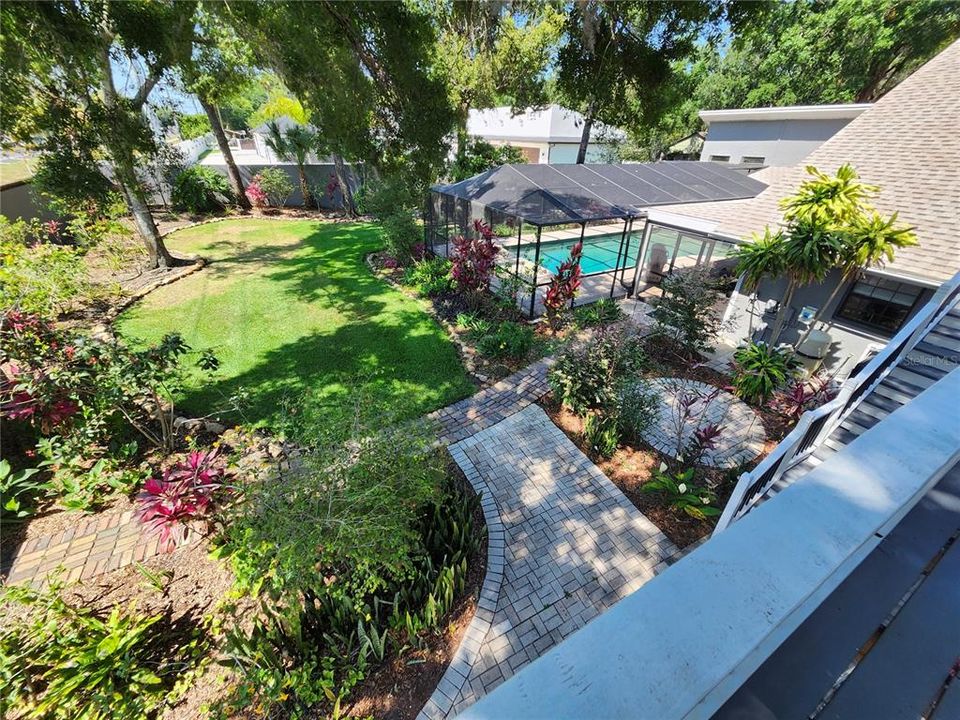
top-left (117, 219), bottom-right (474, 432)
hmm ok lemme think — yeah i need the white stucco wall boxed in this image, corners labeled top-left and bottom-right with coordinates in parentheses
top-left (700, 117), bottom-right (856, 166)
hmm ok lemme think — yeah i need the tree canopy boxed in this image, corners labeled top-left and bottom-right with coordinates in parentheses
top-left (218, 0), bottom-right (456, 186)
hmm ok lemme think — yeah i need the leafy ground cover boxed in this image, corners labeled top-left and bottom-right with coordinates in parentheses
top-left (117, 219), bottom-right (475, 432)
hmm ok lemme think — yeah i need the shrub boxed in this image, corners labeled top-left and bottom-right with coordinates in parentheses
top-left (493, 223), bottom-right (514, 238)
top-left (643, 464), bottom-right (720, 520)
top-left (172, 166), bottom-right (232, 214)
top-left (244, 176), bottom-right (269, 207)
top-left (0, 218), bottom-right (88, 317)
top-left (1, 313), bottom-right (220, 510)
top-left (451, 220), bottom-right (500, 298)
top-left (403, 256), bottom-right (453, 297)
top-left (137, 448), bottom-right (227, 551)
top-left (255, 167), bottom-right (295, 207)
top-left (574, 298), bottom-right (624, 329)
top-left (614, 381), bottom-right (660, 444)
top-left (548, 328), bottom-right (647, 415)
top-left (583, 411), bottom-right (619, 459)
top-left (214, 420), bottom-right (482, 717)
top-left (476, 321), bottom-right (534, 361)
top-left (0, 580), bottom-right (207, 719)
top-left (650, 268), bottom-right (725, 358)
top-left (732, 342), bottom-right (800, 404)
top-left (366, 176), bottom-right (422, 263)
top-left (543, 241), bottom-right (583, 332)
top-left (176, 112), bottom-right (211, 140)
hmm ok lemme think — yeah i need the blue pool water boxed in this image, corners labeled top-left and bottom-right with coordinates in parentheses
top-left (516, 233), bottom-right (642, 275)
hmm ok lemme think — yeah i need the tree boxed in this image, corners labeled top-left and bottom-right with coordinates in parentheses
top-left (265, 122), bottom-right (318, 209)
top-left (694, 0), bottom-right (959, 108)
top-left (555, 1), bottom-right (757, 164)
top-left (448, 138), bottom-right (526, 182)
top-left (734, 165), bottom-right (916, 346)
top-left (431, 3), bottom-right (563, 162)
top-left (1, 1), bottom-right (195, 269)
top-left (628, 1), bottom-right (960, 159)
top-left (180, 6), bottom-right (255, 209)
top-left (217, 1), bottom-right (456, 189)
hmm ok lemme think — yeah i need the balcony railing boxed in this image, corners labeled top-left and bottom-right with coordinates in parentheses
top-left (715, 272), bottom-right (960, 533)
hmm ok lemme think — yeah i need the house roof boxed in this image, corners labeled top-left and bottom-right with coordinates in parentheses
top-left (432, 161), bottom-right (767, 225)
top-left (699, 103), bottom-right (871, 124)
top-left (467, 105), bottom-right (626, 145)
top-left (650, 40), bottom-right (960, 285)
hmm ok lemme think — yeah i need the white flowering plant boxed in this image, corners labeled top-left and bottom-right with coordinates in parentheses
top-left (642, 463), bottom-right (720, 521)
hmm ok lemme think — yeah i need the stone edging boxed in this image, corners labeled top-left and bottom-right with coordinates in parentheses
top-left (419, 442), bottom-right (506, 720)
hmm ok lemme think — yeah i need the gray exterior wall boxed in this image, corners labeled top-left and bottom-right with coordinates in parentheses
top-left (723, 269), bottom-right (934, 375)
top-left (700, 117), bottom-right (855, 166)
top-left (0, 181), bottom-right (56, 223)
top-left (204, 163), bottom-right (362, 209)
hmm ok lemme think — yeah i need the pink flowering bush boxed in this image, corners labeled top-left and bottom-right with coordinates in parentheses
top-left (244, 176), bottom-right (269, 208)
top-left (451, 220), bottom-right (500, 300)
top-left (138, 448), bottom-right (227, 551)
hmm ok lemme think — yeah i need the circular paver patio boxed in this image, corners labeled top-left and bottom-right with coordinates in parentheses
top-left (638, 377), bottom-right (766, 468)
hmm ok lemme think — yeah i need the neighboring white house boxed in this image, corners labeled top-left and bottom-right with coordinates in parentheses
top-left (466, 105), bottom-right (625, 164)
top-left (699, 103), bottom-right (871, 166)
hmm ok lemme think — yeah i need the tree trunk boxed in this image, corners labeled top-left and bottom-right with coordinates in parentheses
top-left (298, 165), bottom-right (315, 209)
top-left (576, 101), bottom-right (596, 164)
top-left (332, 153), bottom-right (356, 217)
top-left (767, 279), bottom-right (797, 345)
top-left (119, 178), bottom-right (174, 268)
top-left (200, 96), bottom-right (250, 209)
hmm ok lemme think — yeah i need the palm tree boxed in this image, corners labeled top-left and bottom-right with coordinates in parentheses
top-left (734, 165), bottom-right (883, 346)
top-left (265, 121), bottom-right (318, 209)
top-left (795, 211), bottom-right (917, 348)
top-left (735, 223), bottom-right (845, 345)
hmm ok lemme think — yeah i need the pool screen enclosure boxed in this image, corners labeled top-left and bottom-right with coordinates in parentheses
top-left (425, 161), bottom-right (767, 317)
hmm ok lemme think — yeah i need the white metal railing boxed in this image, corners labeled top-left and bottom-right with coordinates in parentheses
top-left (715, 271), bottom-right (960, 533)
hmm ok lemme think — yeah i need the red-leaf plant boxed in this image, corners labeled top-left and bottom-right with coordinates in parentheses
top-left (451, 220), bottom-right (500, 298)
top-left (543, 241), bottom-right (583, 332)
top-left (137, 447), bottom-right (227, 551)
top-left (772, 373), bottom-right (837, 420)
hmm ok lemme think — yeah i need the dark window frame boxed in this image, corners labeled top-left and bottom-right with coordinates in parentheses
top-left (834, 275), bottom-right (923, 335)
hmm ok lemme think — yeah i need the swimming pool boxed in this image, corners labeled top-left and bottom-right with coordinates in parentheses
top-left (515, 233), bottom-right (642, 275)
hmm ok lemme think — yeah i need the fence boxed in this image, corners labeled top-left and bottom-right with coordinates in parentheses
top-left (714, 271), bottom-right (960, 532)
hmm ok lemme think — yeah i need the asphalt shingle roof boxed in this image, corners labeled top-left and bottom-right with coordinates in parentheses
top-left (652, 40), bottom-right (960, 284)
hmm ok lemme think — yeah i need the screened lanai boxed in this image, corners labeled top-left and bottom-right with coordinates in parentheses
top-left (425, 161), bottom-right (767, 317)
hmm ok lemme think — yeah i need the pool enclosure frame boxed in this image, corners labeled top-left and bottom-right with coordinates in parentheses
top-left (424, 162), bottom-right (767, 318)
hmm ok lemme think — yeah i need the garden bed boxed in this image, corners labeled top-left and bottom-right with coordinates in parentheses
top-left (540, 327), bottom-right (797, 549)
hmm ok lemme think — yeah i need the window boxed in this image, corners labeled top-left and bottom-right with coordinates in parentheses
top-left (741, 156), bottom-right (765, 165)
top-left (835, 276), bottom-right (923, 334)
top-left (709, 155), bottom-right (730, 162)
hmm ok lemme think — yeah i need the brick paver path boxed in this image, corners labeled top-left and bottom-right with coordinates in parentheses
top-left (2, 509), bottom-right (167, 587)
top-left (420, 404), bottom-right (678, 719)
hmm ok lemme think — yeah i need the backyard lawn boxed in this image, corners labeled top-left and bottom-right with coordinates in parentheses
top-left (117, 219), bottom-right (474, 430)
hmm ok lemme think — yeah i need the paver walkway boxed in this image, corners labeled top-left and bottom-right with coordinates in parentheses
top-left (420, 404), bottom-right (678, 719)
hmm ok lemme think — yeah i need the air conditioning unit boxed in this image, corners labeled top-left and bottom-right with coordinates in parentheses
top-left (797, 328), bottom-right (832, 359)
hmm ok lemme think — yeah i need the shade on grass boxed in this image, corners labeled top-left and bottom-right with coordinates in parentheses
top-left (117, 219), bottom-right (474, 431)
